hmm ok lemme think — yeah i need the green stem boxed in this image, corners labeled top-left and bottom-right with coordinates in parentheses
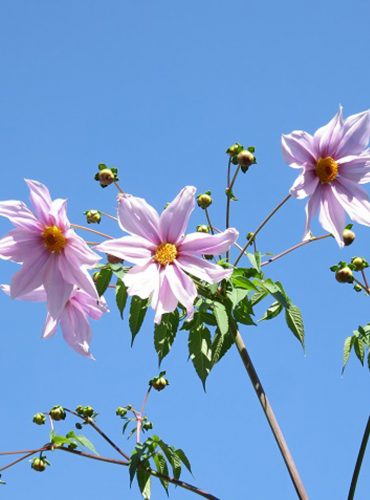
top-left (234, 193), bottom-right (291, 267)
top-left (226, 162), bottom-right (241, 262)
top-left (348, 415), bottom-right (370, 500)
top-left (205, 208), bottom-right (215, 235)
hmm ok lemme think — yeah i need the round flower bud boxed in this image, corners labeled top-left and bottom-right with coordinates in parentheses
top-left (335, 267), bottom-right (353, 284)
top-left (107, 254), bottom-right (123, 264)
top-left (343, 229), bottom-right (356, 246)
top-left (32, 413), bottom-right (46, 425)
top-left (354, 284), bottom-right (362, 292)
top-left (197, 193), bottom-right (212, 209)
top-left (97, 169), bottom-right (115, 187)
top-left (75, 405), bottom-right (85, 415)
top-left (227, 143), bottom-right (242, 157)
top-left (116, 406), bottom-right (128, 417)
top-left (84, 210), bottom-right (101, 224)
top-left (237, 150), bottom-right (254, 169)
top-left (351, 257), bottom-right (366, 271)
top-left (151, 376), bottom-right (169, 392)
top-left (49, 405), bottom-right (66, 421)
top-left (143, 422), bottom-right (153, 431)
top-left (31, 458), bottom-right (47, 472)
top-left (83, 406), bottom-right (95, 418)
top-left (196, 225), bottom-right (210, 233)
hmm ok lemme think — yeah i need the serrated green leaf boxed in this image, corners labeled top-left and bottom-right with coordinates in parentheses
top-left (227, 287), bottom-right (249, 307)
top-left (153, 452), bottom-right (169, 495)
top-left (129, 296), bottom-right (148, 345)
top-left (212, 329), bottom-right (234, 367)
top-left (66, 431), bottom-right (98, 455)
top-left (260, 301), bottom-right (283, 321)
top-left (250, 288), bottom-right (268, 306)
top-left (154, 310), bottom-right (179, 364)
top-left (175, 448), bottom-right (192, 475)
top-left (188, 326), bottom-right (212, 388)
top-left (115, 279), bottom-right (128, 319)
top-left (231, 275), bottom-right (258, 291)
top-left (94, 267), bottom-right (113, 296)
top-left (246, 252), bottom-right (261, 271)
top-left (213, 302), bottom-right (229, 335)
top-left (342, 336), bottom-right (353, 372)
top-left (50, 433), bottom-right (72, 447)
top-left (137, 466), bottom-right (151, 499)
top-left (158, 441), bottom-right (182, 480)
top-left (285, 304), bottom-right (305, 347)
top-left (354, 337), bottom-right (365, 365)
top-left (367, 351), bottom-right (370, 371)
top-left (233, 301), bottom-right (256, 325)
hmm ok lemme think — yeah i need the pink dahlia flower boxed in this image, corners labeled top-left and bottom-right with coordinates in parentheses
top-left (0, 179), bottom-right (100, 317)
top-left (95, 186), bottom-right (238, 323)
top-left (0, 285), bottom-right (107, 358)
top-left (282, 107), bottom-right (370, 245)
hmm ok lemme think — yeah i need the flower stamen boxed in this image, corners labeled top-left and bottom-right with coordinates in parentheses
top-left (315, 157), bottom-right (338, 183)
top-left (154, 243), bottom-right (178, 266)
top-left (42, 225), bottom-right (67, 253)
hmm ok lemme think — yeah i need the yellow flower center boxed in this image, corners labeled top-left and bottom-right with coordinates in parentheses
top-left (41, 225), bottom-right (67, 253)
top-left (315, 156), bottom-right (339, 183)
top-left (154, 243), bottom-right (178, 266)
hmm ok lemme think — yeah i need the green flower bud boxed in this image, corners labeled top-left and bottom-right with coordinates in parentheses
top-left (32, 413), bottom-right (46, 425)
top-left (83, 406), bottom-right (95, 418)
top-left (31, 458), bottom-right (47, 472)
top-left (204, 254), bottom-right (213, 260)
top-left (68, 442), bottom-right (78, 450)
top-left (143, 422), bottom-right (153, 431)
top-left (197, 193), bottom-right (212, 209)
top-left (237, 150), bottom-right (254, 171)
top-left (196, 225), bottom-right (210, 233)
top-left (151, 376), bottom-right (169, 392)
top-left (343, 229), bottom-right (356, 246)
top-left (116, 407), bottom-right (128, 417)
top-left (75, 405), bottom-right (85, 415)
top-left (94, 165), bottom-right (119, 188)
top-left (107, 254), bottom-right (124, 264)
top-left (335, 267), bottom-right (353, 283)
top-left (226, 143), bottom-right (243, 157)
top-left (247, 232), bottom-right (255, 241)
top-left (84, 210), bottom-right (101, 224)
top-left (351, 257), bottom-right (367, 271)
top-left (49, 405), bottom-right (66, 421)
top-left (354, 284), bottom-right (362, 292)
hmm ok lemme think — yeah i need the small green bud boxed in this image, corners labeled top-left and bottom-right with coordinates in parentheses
top-left (335, 267), bottom-right (353, 283)
top-left (354, 284), bottom-right (362, 292)
top-left (196, 225), bottom-right (210, 233)
top-left (49, 405), bottom-right (66, 421)
top-left (83, 406), bottom-right (94, 418)
top-left (68, 442), bottom-right (78, 450)
top-left (237, 150), bottom-right (255, 172)
top-left (31, 458), bottom-right (47, 472)
top-left (226, 143), bottom-right (243, 157)
top-left (343, 228), bottom-right (356, 246)
top-left (150, 376), bottom-right (169, 392)
top-left (116, 407), bottom-right (128, 417)
top-left (32, 413), bottom-right (46, 425)
top-left (84, 210), bottom-right (101, 224)
top-left (351, 257), bottom-right (367, 271)
top-left (197, 193), bottom-right (212, 209)
top-left (94, 166), bottom-right (118, 188)
top-left (247, 232), bottom-right (255, 241)
top-left (204, 254), bottom-right (213, 260)
top-left (107, 254), bottom-right (123, 264)
top-left (143, 422), bottom-right (153, 431)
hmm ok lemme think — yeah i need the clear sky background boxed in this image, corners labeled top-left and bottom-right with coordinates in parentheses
top-left (0, 1), bottom-right (369, 499)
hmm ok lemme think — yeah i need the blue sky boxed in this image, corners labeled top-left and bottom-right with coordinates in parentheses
top-left (0, 1), bottom-right (369, 498)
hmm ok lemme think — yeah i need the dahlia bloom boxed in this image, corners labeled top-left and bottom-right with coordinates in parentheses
top-left (282, 107), bottom-right (370, 245)
top-left (95, 186), bottom-right (238, 323)
top-left (0, 180), bottom-right (100, 317)
top-left (0, 285), bottom-right (107, 358)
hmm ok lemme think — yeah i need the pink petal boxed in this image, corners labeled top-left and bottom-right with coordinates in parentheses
top-left (317, 184), bottom-right (346, 246)
top-left (332, 179), bottom-right (370, 227)
top-left (25, 179), bottom-right (53, 225)
top-left (337, 153), bottom-right (370, 184)
top-left (60, 303), bottom-right (94, 358)
top-left (166, 264), bottom-right (197, 320)
top-left (302, 187), bottom-right (322, 240)
top-left (0, 229), bottom-right (42, 263)
top-left (42, 314), bottom-right (58, 338)
top-left (49, 198), bottom-right (69, 231)
top-left (117, 193), bottom-right (161, 244)
top-left (95, 235), bottom-right (155, 265)
top-left (123, 261), bottom-right (160, 299)
top-left (1, 283), bottom-right (47, 302)
top-left (314, 107), bottom-right (344, 158)
top-left (70, 290), bottom-right (108, 320)
top-left (58, 251), bottom-right (98, 301)
top-left (289, 169), bottom-right (319, 200)
top-left (281, 131), bottom-right (317, 168)
top-left (179, 228), bottom-right (238, 255)
top-left (153, 268), bottom-right (179, 324)
top-left (43, 254), bottom-right (74, 318)
top-left (65, 231), bottom-right (101, 267)
top-left (159, 186), bottom-right (196, 244)
top-left (336, 109), bottom-right (370, 157)
top-left (10, 249), bottom-right (49, 298)
top-left (0, 200), bottom-right (41, 231)
top-left (177, 254), bottom-right (233, 284)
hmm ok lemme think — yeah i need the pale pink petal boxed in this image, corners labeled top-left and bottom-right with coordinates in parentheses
top-left (317, 184), bottom-right (346, 246)
top-left (0, 283), bottom-right (47, 302)
top-left (58, 252), bottom-right (98, 301)
top-left (289, 169), bottom-right (320, 200)
top-left (123, 261), bottom-right (160, 299)
top-left (10, 249), bottom-right (49, 298)
top-left (44, 255), bottom-right (74, 318)
top-left (95, 235), bottom-right (155, 265)
top-left (166, 264), bottom-right (197, 320)
top-left (60, 304), bottom-right (94, 358)
top-left (332, 179), bottom-right (370, 227)
top-left (117, 193), bottom-right (161, 244)
top-left (337, 153), bottom-right (370, 184)
top-left (314, 107), bottom-right (344, 158)
top-left (336, 109), bottom-right (370, 157)
top-left (25, 179), bottom-right (53, 225)
top-left (42, 314), bottom-right (58, 338)
top-left (49, 198), bottom-right (69, 231)
top-left (0, 200), bottom-right (41, 231)
top-left (65, 231), bottom-right (101, 267)
top-left (177, 254), bottom-right (233, 284)
top-left (179, 228), bottom-right (238, 255)
top-left (153, 269), bottom-right (179, 324)
top-left (159, 186), bottom-right (196, 244)
top-left (71, 290), bottom-right (108, 320)
top-left (0, 229), bottom-right (42, 263)
top-left (281, 131), bottom-right (317, 168)
top-left (302, 187), bottom-right (322, 240)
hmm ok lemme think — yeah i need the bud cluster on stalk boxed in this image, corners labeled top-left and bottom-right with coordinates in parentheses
top-left (226, 142), bottom-right (257, 172)
top-left (94, 163), bottom-right (119, 188)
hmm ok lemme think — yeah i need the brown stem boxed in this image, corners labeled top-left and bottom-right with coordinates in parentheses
top-left (348, 415), bottom-right (370, 500)
top-left (231, 326), bottom-right (308, 500)
top-left (114, 181), bottom-right (124, 194)
top-left (234, 194), bottom-right (291, 266)
top-left (352, 277), bottom-right (370, 295)
top-left (205, 208), bottom-right (215, 235)
top-left (99, 210), bottom-right (118, 222)
top-left (360, 269), bottom-right (370, 292)
top-left (261, 234), bottom-right (332, 267)
top-left (0, 448), bottom-right (49, 473)
top-left (226, 161), bottom-right (241, 262)
top-left (71, 224), bottom-right (113, 240)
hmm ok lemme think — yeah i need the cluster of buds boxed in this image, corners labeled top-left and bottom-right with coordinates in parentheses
top-left (75, 405), bottom-right (96, 419)
top-left (226, 143), bottom-right (256, 172)
top-left (116, 404), bottom-right (132, 418)
top-left (197, 192), bottom-right (212, 209)
top-left (49, 405), bottom-right (66, 421)
top-left (149, 371), bottom-right (169, 392)
top-left (330, 257), bottom-right (369, 290)
top-left (94, 163), bottom-right (119, 188)
top-left (84, 209), bottom-right (101, 224)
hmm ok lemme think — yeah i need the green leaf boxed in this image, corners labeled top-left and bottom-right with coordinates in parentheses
top-left (154, 311), bottom-right (179, 364)
top-left (260, 301), bottom-right (283, 321)
top-left (94, 267), bottom-right (113, 296)
top-left (246, 252), bottom-right (261, 271)
top-left (158, 441), bottom-right (181, 480)
top-left (354, 337), bottom-right (365, 365)
top-left (188, 325), bottom-right (212, 388)
top-left (367, 351), bottom-right (370, 371)
top-left (115, 279), bottom-right (128, 319)
top-left (233, 301), bottom-right (256, 325)
top-left (213, 302), bottom-right (229, 335)
top-left (261, 279), bottom-right (290, 308)
top-left (137, 466), bottom-right (151, 500)
top-left (342, 336), bottom-right (353, 373)
top-left (65, 431), bottom-right (98, 455)
top-left (227, 287), bottom-right (249, 307)
top-left (50, 432), bottom-right (72, 447)
top-left (175, 449), bottom-right (192, 475)
top-left (153, 452), bottom-right (169, 495)
top-left (212, 329), bottom-right (234, 367)
top-left (129, 296), bottom-right (148, 345)
top-left (285, 304), bottom-right (305, 347)
top-left (231, 275), bottom-right (258, 292)
top-left (250, 288), bottom-right (268, 306)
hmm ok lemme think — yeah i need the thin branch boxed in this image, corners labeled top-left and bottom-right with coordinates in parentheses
top-left (99, 210), bottom-right (118, 222)
top-left (204, 208), bottom-right (215, 235)
top-left (114, 181), bottom-right (124, 194)
top-left (0, 448), bottom-right (49, 473)
top-left (71, 224), bottom-right (113, 240)
top-left (234, 193), bottom-right (291, 266)
top-left (348, 415), bottom-right (370, 500)
top-left (360, 269), bottom-right (370, 292)
top-left (352, 276), bottom-right (370, 295)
